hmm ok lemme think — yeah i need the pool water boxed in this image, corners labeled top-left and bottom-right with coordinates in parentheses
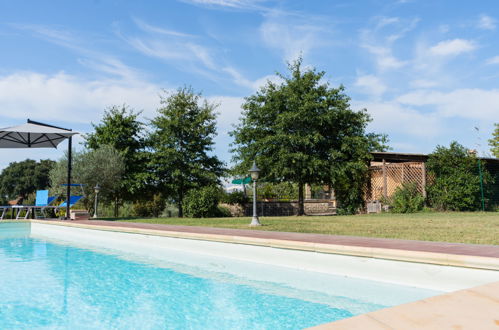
top-left (0, 223), bottom-right (441, 329)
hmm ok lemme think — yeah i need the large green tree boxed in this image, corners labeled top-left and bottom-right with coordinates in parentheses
top-left (49, 145), bottom-right (125, 212)
top-left (427, 141), bottom-right (492, 211)
top-left (0, 159), bottom-right (55, 203)
top-left (149, 87), bottom-right (225, 217)
top-left (84, 105), bottom-right (147, 214)
top-left (489, 123), bottom-right (499, 158)
top-left (230, 59), bottom-right (387, 215)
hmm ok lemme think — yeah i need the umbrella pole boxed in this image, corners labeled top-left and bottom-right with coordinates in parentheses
top-left (66, 137), bottom-right (72, 220)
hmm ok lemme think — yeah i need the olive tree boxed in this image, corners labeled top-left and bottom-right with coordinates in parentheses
top-left (49, 145), bottom-right (125, 212)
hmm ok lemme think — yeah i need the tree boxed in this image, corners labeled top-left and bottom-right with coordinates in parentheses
top-left (0, 159), bottom-right (55, 203)
top-left (49, 145), bottom-right (125, 212)
top-left (149, 87), bottom-right (225, 217)
top-left (84, 105), bottom-right (147, 214)
top-left (427, 141), bottom-right (492, 211)
top-left (230, 58), bottom-right (387, 215)
top-left (489, 123), bottom-right (499, 158)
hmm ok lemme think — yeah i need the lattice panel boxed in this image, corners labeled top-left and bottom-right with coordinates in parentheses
top-left (366, 162), bottom-right (426, 202)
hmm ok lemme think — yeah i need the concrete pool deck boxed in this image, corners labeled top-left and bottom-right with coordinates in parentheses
top-left (309, 280), bottom-right (499, 329)
top-left (27, 219), bottom-right (499, 329)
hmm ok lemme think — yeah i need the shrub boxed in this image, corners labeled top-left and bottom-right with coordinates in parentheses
top-left (216, 205), bottom-right (232, 217)
top-left (132, 194), bottom-right (166, 217)
top-left (184, 185), bottom-right (222, 218)
top-left (220, 190), bottom-right (248, 205)
top-left (427, 142), bottom-right (492, 211)
top-left (390, 183), bottom-right (425, 213)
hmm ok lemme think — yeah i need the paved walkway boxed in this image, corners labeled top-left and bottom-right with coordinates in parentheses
top-left (65, 220), bottom-right (499, 259)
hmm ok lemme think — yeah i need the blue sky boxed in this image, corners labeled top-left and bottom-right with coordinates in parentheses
top-left (1, 0), bottom-right (498, 169)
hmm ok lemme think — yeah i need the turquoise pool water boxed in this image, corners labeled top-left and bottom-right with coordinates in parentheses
top-left (0, 223), bottom-right (441, 329)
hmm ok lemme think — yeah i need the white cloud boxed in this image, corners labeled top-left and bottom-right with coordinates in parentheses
top-left (359, 17), bottom-right (418, 71)
top-left (133, 18), bottom-right (195, 38)
top-left (396, 88), bottom-right (499, 120)
top-left (429, 39), bottom-right (476, 56)
top-left (0, 71), bottom-right (160, 124)
top-left (354, 75), bottom-right (387, 98)
top-left (222, 66), bottom-right (282, 90)
top-left (260, 20), bottom-right (327, 62)
top-left (353, 100), bottom-right (441, 138)
top-left (377, 17), bottom-right (400, 28)
top-left (477, 14), bottom-right (496, 30)
top-left (208, 96), bottom-right (244, 132)
top-left (119, 20), bottom-right (218, 71)
top-left (486, 56), bottom-right (499, 65)
top-left (362, 44), bottom-right (407, 70)
top-left (181, 0), bottom-right (264, 9)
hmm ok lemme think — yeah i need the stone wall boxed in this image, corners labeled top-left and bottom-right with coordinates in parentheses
top-left (242, 199), bottom-right (336, 217)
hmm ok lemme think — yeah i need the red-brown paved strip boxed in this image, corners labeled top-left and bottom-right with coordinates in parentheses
top-left (48, 219), bottom-right (499, 259)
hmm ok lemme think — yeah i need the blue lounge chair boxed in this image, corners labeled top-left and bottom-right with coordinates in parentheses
top-left (59, 195), bottom-right (84, 208)
top-left (13, 190), bottom-right (57, 219)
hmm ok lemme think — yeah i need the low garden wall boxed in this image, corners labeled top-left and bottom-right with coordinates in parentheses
top-left (239, 200), bottom-right (336, 217)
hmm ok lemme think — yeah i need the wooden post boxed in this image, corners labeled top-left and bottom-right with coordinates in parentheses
top-left (421, 162), bottom-right (427, 199)
top-left (382, 159), bottom-right (387, 199)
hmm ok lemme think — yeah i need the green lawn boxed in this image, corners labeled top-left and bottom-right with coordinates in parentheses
top-left (105, 212), bottom-right (499, 245)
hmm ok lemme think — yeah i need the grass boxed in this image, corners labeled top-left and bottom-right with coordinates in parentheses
top-left (102, 212), bottom-right (499, 245)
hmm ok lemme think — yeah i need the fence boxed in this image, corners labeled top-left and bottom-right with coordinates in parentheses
top-left (366, 161), bottom-right (427, 202)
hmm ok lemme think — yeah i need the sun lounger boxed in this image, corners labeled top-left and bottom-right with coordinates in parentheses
top-left (4, 190), bottom-right (59, 220)
top-left (59, 195), bottom-right (84, 208)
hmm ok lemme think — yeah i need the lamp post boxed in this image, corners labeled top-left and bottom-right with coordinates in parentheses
top-left (249, 161), bottom-right (261, 226)
top-left (93, 184), bottom-right (100, 219)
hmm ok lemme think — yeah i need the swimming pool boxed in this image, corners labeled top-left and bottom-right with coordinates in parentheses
top-left (0, 222), bottom-right (495, 329)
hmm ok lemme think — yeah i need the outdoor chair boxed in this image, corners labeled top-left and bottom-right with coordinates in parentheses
top-left (0, 197), bottom-right (21, 220)
top-left (59, 195), bottom-right (84, 208)
top-left (0, 206), bottom-right (10, 220)
top-left (8, 196), bottom-right (23, 206)
top-left (12, 190), bottom-right (58, 220)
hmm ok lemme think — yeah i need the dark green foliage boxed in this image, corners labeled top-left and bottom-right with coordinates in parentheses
top-left (390, 183), bottom-right (425, 213)
top-left (0, 159), bottom-right (55, 203)
top-left (216, 205), bottom-right (232, 217)
top-left (220, 190), bottom-right (248, 205)
top-left (259, 182), bottom-right (298, 200)
top-left (49, 145), bottom-right (125, 212)
top-left (183, 185), bottom-right (222, 218)
top-left (149, 87), bottom-right (225, 217)
top-left (230, 58), bottom-right (387, 215)
top-left (427, 142), bottom-right (492, 211)
top-left (132, 194), bottom-right (166, 218)
top-left (490, 123), bottom-right (499, 158)
top-left (84, 105), bottom-right (147, 208)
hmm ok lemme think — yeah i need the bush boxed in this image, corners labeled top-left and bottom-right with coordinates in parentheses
top-left (132, 194), bottom-right (166, 217)
top-left (220, 190), bottom-right (248, 205)
top-left (390, 183), bottom-right (425, 213)
top-left (184, 186), bottom-right (222, 218)
top-left (427, 142), bottom-right (493, 211)
top-left (216, 205), bottom-right (232, 217)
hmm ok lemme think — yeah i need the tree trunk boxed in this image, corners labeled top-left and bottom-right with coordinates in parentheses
top-left (178, 200), bottom-right (183, 218)
top-left (114, 196), bottom-right (119, 218)
top-left (178, 179), bottom-right (184, 218)
top-left (298, 182), bottom-right (305, 216)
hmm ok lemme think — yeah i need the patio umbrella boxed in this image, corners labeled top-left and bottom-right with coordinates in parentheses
top-left (0, 119), bottom-right (78, 219)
